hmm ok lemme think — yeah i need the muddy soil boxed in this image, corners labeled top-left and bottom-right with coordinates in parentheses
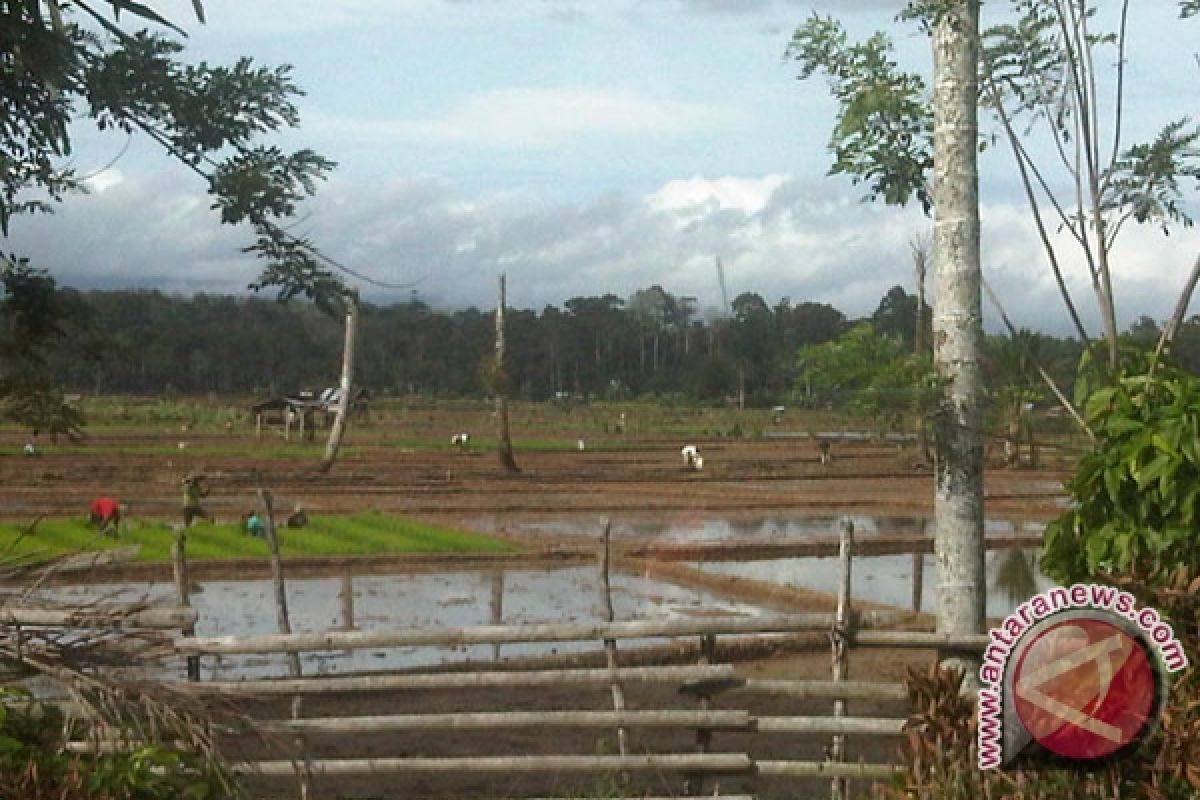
top-left (2, 427), bottom-right (1069, 798)
top-left (0, 427), bottom-right (1069, 527)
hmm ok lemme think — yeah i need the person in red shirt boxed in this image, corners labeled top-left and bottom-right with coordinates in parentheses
top-left (88, 497), bottom-right (121, 536)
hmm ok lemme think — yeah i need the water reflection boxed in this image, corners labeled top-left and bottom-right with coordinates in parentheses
top-left (33, 567), bottom-right (766, 679)
top-left (698, 547), bottom-right (1052, 620)
top-left (991, 547), bottom-right (1040, 609)
top-left (478, 513), bottom-right (1043, 544)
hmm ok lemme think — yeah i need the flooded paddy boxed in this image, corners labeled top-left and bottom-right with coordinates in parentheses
top-left (475, 512), bottom-right (1044, 543)
top-left (36, 566), bottom-right (768, 679)
top-left (476, 512), bottom-right (1049, 618)
top-left (695, 548), bottom-right (1052, 619)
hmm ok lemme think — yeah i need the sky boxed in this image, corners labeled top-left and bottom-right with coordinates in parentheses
top-left (7, 0), bottom-right (1199, 335)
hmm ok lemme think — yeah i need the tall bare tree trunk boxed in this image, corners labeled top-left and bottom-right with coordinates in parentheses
top-left (932, 0), bottom-right (986, 679)
top-left (495, 274), bottom-right (519, 473)
top-left (318, 290), bottom-right (358, 474)
top-left (911, 235), bottom-right (932, 464)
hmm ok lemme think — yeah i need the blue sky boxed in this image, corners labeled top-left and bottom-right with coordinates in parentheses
top-left (8, 0), bottom-right (1199, 336)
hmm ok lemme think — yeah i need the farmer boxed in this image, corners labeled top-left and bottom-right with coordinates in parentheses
top-left (182, 475), bottom-right (214, 526)
top-left (88, 496), bottom-right (122, 536)
top-left (243, 510), bottom-right (266, 538)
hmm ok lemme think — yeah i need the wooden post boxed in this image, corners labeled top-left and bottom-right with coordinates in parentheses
top-left (171, 526), bottom-right (200, 681)
top-left (339, 573), bottom-right (355, 632)
top-left (599, 520), bottom-right (628, 757)
top-left (255, 412), bottom-right (262, 439)
top-left (830, 516), bottom-right (854, 800)
top-left (684, 632), bottom-right (718, 797)
top-left (489, 570), bottom-right (504, 661)
top-left (912, 551), bottom-right (924, 613)
top-left (259, 490), bottom-right (300, 676)
top-left (258, 488), bottom-right (309, 800)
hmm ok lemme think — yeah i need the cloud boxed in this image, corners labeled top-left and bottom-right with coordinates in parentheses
top-left (305, 87), bottom-right (731, 150)
top-left (660, 0), bottom-right (904, 16)
top-left (7, 169), bottom-right (1192, 337)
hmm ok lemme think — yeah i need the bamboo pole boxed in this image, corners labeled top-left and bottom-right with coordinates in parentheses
top-left (171, 526), bottom-right (200, 681)
top-left (183, 665), bottom-right (737, 696)
top-left (259, 490), bottom-right (301, 676)
top-left (830, 516), bottom-right (853, 800)
top-left (339, 573), bottom-right (355, 632)
top-left (0, 606), bottom-right (197, 630)
top-left (852, 631), bottom-right (989, 650)
top-left (756, 716), bottom-right (905, 735)
top-left (912, 551), bottom-right (924, 612)
top-left (756, 761), bottom-right (903, 779)
top-left (236, 753), bottom-right (754, 778)
top-left (259, 710), bottom-right (752, 735)
top-left (684, 632), bottom-right (718, 796)
top-left (729, 680), bottom-right (908, 702)
top-left (489, 570), bottom-right (503, 660)
top-left (176, 613), bottom-right (849, 656)
top-left (257, 488), bottom-right (308, 800)
top-left (599, 520), bottom-right (628, 756)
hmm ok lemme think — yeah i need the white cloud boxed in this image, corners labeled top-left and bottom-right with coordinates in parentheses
top-left (647, 174), bottom-right (788, 217)
top-left (8, 169), bottom-right (1193, 338)
top-left (82, 169), bottom-right (125, 193)
top-left (306, 87), bottom-right (730, 150)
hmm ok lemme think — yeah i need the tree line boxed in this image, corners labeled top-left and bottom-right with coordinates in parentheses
top-left (30, 282), bottom-right (1200, 406)
top-left (38, 285), bottom-right (846, 402)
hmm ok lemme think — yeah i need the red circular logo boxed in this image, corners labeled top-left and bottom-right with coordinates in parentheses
top-left (1012, 617), bottom-right (1157, 760)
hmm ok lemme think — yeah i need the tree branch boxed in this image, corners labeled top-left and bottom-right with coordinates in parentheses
top-left (982, 277), bottom-right (1095, 443)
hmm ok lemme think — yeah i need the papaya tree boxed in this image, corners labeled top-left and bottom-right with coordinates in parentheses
top-left (1, 0), bottom-right (353, 451)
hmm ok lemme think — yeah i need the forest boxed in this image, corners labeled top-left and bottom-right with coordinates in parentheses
top-left (29, 281), bottom-right (1194, 406)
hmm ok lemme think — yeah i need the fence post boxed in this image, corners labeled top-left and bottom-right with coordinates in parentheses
top-left (259, 489), bottom-right (309, 800)
top-left (339, 573), bottom-right (356, 632)
top-left (171, 526), bottom-right (200, 681)
top-left (489, 570), bottom-right (504, 661)
top-left (598, 520), bottom-right (628, 757)
top-left (830, 516), bottom-right (854, 800)
top-left (911, 551), bottom-right (924, 613)
top-left (685, 632), bottom-right (718, 797)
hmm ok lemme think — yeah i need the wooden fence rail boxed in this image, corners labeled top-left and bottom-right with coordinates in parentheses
top-left (0, 606), bottom-right (196, 630)
top-left (258, 710), bottom-right (753, 735)
top-left (237, 753), bottom-right (756, 778)
top-left (173, 611), bottom-right (906, 657)
top-left (32, 512), bottom-right (1006, 800)
top-left (186, 664), bottom-right (737, 695)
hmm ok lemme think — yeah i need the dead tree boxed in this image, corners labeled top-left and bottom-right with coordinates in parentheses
top-left (318, 290), bottom-right (359, 474)
top-left (494, 273), bottom-right (520, 473)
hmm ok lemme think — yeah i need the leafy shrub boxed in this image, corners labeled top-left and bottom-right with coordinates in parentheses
top-left (0, 690), bottom-right (232, 800)
top-left (1042, 359), bottom-right (1200, 586)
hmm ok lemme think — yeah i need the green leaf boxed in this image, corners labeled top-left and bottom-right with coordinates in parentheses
top-left (1134, 453), bottom-right (1173, 490)
top-left (1102, 464), bottom-right (1123, 505)
top-left (1085, 534), bottom-right (1109, 571)
top-left (1104, 416), bottom-right (1144, 436)
top-left (1085, 387), bottom-right (1118, 421)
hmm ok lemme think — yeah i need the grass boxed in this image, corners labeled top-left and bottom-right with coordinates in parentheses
top-left (0, 512), bottom-right (515, 564)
